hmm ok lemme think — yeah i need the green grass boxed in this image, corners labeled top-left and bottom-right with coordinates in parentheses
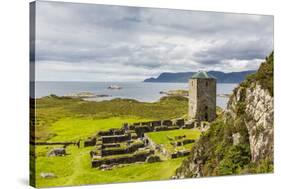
top-left (34, 95), bottom-right (189, 142)
top-left (147, 129), bottom-right (201, 152)
top-left (35, 145), bottom-right (184, 187)
top-left (33, 95), bottom-right (191, 187)
top-left (46, 117), bottom-right (149, 142)
top-left (241, 51), bottom-right (273, 96)
top-left (35, 145), bottom-right (64, 157)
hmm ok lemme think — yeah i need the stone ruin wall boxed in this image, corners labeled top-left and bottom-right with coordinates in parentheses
top-left (188, 79), bottom-right (198, 119)
top-left (88, 118), bottom-right (200, 168)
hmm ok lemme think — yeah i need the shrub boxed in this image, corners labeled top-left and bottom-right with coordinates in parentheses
top-left (217, 144), bottom-right (251, 175)
top-left (245, 51), bottom-right (273, 96)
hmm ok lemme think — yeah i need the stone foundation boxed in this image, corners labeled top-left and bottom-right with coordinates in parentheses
top-left (92, 150), bottom-right (154, 167)
top-left (89, 118), bottom-right (203, 168)
top-left (84, 137), bottom-right (96, 147)
top-left (101, 134), bottom-right (130, 144)
top-left (101, 141), bottom-right (145, 156)
top-left (171, 150), bottom-right (190, 159)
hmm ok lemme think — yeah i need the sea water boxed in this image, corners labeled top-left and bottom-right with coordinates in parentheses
top-left (33, 81), bottom-right (238, 109)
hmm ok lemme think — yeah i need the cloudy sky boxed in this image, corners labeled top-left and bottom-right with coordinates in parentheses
top-left (34, 1), bottom-right (273, 81)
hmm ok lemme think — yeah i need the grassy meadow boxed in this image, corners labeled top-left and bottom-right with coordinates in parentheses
top-left (34, 95), bottom-right (189, 142)
top-left (32, 95), bottom-right (195, 187)
top-left (147, 129), bottom-right (201, 153)
top-left (35, 145), bottom-right (185, 187)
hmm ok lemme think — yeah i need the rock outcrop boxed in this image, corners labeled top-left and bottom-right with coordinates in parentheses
top-left (226, 83), bottom-right (273, 162)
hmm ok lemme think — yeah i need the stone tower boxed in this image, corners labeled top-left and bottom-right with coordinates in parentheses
top-left (188, 71), bottom-right (216, 122)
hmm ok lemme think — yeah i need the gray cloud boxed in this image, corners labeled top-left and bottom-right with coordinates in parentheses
top-left (34, 1), bottom-right (273, 81)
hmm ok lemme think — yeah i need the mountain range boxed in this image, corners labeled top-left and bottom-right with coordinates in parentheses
top-left (143, 70), bottom-right (256, 83)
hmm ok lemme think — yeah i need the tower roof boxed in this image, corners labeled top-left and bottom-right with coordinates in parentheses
top-left (191, 71), bottom-right (216, 79)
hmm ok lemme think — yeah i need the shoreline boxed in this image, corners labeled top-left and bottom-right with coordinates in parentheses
top-left (32, 93), bottom-right (228, 110)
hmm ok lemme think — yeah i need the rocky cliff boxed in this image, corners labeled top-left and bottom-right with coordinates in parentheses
top-left (176, 52), bottom-right (274, 178)
top-left (226, 83), bottom-right (273, 162)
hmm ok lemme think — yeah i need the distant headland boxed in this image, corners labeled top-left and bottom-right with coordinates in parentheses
top-left (143, 70), bottom-right (255, 83)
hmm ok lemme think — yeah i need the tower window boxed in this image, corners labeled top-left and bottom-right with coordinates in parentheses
top-left (205, 81), bottom-right (208, 87)
top-left (205, 106), bottom-right (208, 110)
top-left (205, 113), bottom-right (208, 121)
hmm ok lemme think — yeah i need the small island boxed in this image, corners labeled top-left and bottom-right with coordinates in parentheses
top-left (159, 89), bottom-right (189, 97)
top-left (108, 85), bottom-right (122, 90)
top-left (63, 92), bottom-right (111, 99)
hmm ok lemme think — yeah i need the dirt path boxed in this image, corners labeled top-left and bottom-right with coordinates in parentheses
top-left (64, 148), bottom-right (89, 186)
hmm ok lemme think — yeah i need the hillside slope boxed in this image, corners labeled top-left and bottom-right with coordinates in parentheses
top-left (144, 70), bottom-right (255, 83)
top-left (176, 52), bottom-right (274, 177)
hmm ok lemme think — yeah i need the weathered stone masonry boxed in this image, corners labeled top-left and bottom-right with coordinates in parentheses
top-left (189, 71), bottom-right (216, 122)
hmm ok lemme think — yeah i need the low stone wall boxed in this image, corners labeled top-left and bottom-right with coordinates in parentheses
top-left (101, 134), bottom-right (130, 144)
top-left (133, 122), bottom-right (141, 126)
top-left (146, 155), bottom-right (161, 163)
top-left (162, 120), bottom-right (173, 126)
top-left (84, 137), bottom-right (97, 147)
top-left (101, 141), bottom-right (145, 156)
top-left (92, 150), bottom-right (154, 167)
top-left (151, 120), bottom-right (162, 127)
top-left (183, 119), bottom-right (195, 129)
top-left (101, 143), bottom-right (121, 149)
top-left (101, 147), bottom-right (128, 156)
top-left (88, 118), bottom-right (200, 169)
top-left (182, 139), bottom-right (195, 145)
top-left (122, 119), bottom-right (190, 135)
top-left (110, 128), bottom-right (125, 135)
top-left (154, 126), bottom-right (180, 132)
top-left (47, 148), bottom-right (66, 157)
top-left (135, 126), bottom-right (153, 137)
top-left (140, 121), bottom-right (152, 126)
top-left (174, 139), bottom-right (196, 146)
top-left (175, 119), bottom-right (185, 126)
top-left (171, 150), bottom-right (190, 159)
top-left (131, 132), bottom-right (138, 139)
top-left (97, 128), bottom-right (125, 136)
top-left (92, 119), bottom-right (196, 148)
top-left (97, 130), bottom-right (112, 136)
